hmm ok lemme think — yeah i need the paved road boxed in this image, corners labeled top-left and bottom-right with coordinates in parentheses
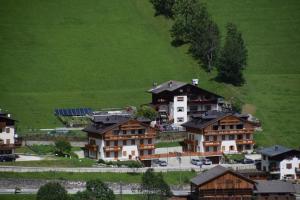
top-left (0, 163), bottom-right (256, 173)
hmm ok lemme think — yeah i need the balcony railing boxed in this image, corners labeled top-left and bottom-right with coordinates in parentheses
top-left (203, 141), bottom-right (220, 146)
top-left (85, 144), bottom-right (98, 151)
top-left (103, 146), bottom-right (121, 152)
top-left (204, 129), bottom-right (254, 135)
top-left (236, 139), bottom-right (255, 145)
top-left (139, 144), bottom-right (155, 150)
top-left (105, 134), bottom-right (156, 141)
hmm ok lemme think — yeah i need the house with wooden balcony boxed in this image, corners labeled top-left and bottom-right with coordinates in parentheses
top-left (0, 112), bottom-right (20, 155)
top-left (148, 80), bottom-right (226, 127)
top-left (259, 145), bottom-right (300, 180)
top-left (83, 114), bottom-right (156, 163)
top-left (189, 165), bottom-right (298, 200)
top-left (181, 110), bottom-right (256, 154)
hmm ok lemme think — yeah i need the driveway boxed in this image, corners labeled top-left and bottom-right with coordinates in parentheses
top-left (16, 155), bottom-right (44, 162)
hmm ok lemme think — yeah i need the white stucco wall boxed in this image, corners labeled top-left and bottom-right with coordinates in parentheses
top-left (0, 126), bottom-right (15, 144)
top-left (173, 95), bottom-right (187, 126)
top-left (280, 157), bottom-right (300, 180)
top-left (195, 134), bottom-right (204, 152)
top-left (221, 140), bottom-right (237, 154)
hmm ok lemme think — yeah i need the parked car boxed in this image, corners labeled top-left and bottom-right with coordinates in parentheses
top-left (242, 159), bottom-right (255, 164)
top-left (191, 158), bottom-right (203, 166)
top-left (159, 160), bottom-right (168, 167)
top-left (201, 158), bottom-right (212, 165)
top-left (0, 154), bottom-right (16, 162)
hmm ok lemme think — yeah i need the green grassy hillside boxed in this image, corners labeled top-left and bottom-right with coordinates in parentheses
top-left (0, 0), bottom-right (299, 148)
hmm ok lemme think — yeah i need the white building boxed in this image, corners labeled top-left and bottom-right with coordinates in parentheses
top-left (0, 112), bottom-right (18, 155)
top-left (260, 145), bottom-right (300, 180)
top-left (148, 80), bottom-right (225, 128)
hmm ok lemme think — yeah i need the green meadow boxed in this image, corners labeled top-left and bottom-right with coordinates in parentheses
top-left (0, 0), bottom-right (299, 147)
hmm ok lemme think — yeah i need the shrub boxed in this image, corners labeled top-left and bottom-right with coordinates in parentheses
top-left (37, 182), bottom-right (69, 200)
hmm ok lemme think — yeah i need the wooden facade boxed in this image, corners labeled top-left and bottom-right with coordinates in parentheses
top-left (85, 119), bottom-right (156, 161)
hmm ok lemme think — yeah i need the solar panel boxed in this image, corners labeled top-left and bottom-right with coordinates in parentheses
top-left (54, 108), bottom-right (93, 116)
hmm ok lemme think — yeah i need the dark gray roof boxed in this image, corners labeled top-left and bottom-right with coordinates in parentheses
top-left (0, 115), bottom-right (16, 122)
top-left (255, 180), bottom-right (295, 194)
top-left (259, 145), bottom-right (293, 157)
top-left (191, 165), bottom-right (228, 185)
top-left (92, 115), bottom-right (131, 124)
top-left (182, 111), bottom-right (230, 130)
top-left (148, 80), bottom-right (187, 94)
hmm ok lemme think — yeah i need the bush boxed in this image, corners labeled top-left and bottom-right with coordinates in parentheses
top-left (97, 160), bottom-right (143, 168)
top-left (55, 139), bottom-right (72, 156)
top-left (37, 182), bottom-right (69, 200)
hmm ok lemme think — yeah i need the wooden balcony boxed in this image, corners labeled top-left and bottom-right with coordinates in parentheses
top-left (103, 146), bottom-right (121, 152)
top-left (204, 129), bottom-right (254, 136)
top-left (139, 144), bottom-right (155, 150)
top-left (105, 134), bottom-right (155, 141)
top-left (203, 141), bottom-right (220, 146)
top-left (85, 144), bottom-right (98, 151)
top-left (184, 139), bottom-right (196, 144)
top-left (236, 139), bottom-right (255, 145)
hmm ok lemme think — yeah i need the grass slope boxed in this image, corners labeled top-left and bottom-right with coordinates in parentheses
top-left (0, 0), bottom-right (299, 147)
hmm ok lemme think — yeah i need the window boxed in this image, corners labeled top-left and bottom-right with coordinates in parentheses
top-left (263, 155), bottom-right (266, 160)
top-left (237, 124), bottom-right (244, 129)
top-left (131, 130), bottom-right (135, 134)
top-left (177, 107), bottom-right (184, 112)
top-left (131, 140), bottom-right (135, 145)
top-left (113, 130), bottom-right (119, 135)
top-left (106, 152), bottom-right (110, 158)
top-left (122, 130), bottom-right (127, 135)
top-left (106, 141), bottom-right (110, 146)
top-left (213, 136), bottom-right (217, 141)
top-left (114, 141), bottom-right (118, 146)
top-left (213, 146), bottom-right (218, 152)
top-left (245, 144), bottom-right (251, 150)
top-left (123, 140), bottom-right (127, 145)
top-left (230, 125), bottom-right (234, 129)
top-left (237, 135), bottom-right (243, 140)
top-left (213, 125), bottom-right (218, 130)
top-left (222, 135), bottom-right (226, 140)
top-left (123, 151), bottom-right (127, 157)
top-left (148, 139), bottom-right (152, 144)
top-left (138, 129), bottom-right (145, 134)
top-left (229, 135), bottom-right (235, 140)
top-left (90, 139), bottom-right (96, 145)
top-left (286, 163), bottom-right (292, 169)
top-left (221, 125), bottom-right (225, 130)
top-left (177, 117), bottom-right (184, 122)
top-left (246, 134), bottom-right (250, 139)
top-left (5, 128), bottom-right (10, 133)
top-left (189, 105), bottom-right (198, 112)
top-left (230, 146), bottom-right (235, 151)
top-left (205, 136), bottom-right (209, 141)
top-left (148, 150), bottom-right (152, 155)
top-left (131, 150), bottom-right (135, 156)
top-left (177, 96), bottom-right (184, 101)
top-left (6, 139), bottom-right (10, 144)
top-left (222, 146), bottom-right (225, 151)
top-left (140, 139), bottom-right (144, 145)
top-left (205, 105), bottom-right (211, 111)
top-left (205, 147), bottom-right (209, 152)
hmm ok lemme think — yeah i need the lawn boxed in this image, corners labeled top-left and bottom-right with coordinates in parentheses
top-left (0, 171), bottom-right (197, 185)
top-left (0, 0), bottom-right (299, 148)
top-left (0, 157), bottom-right (96, 167)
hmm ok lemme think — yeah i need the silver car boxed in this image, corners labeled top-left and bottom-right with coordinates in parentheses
top-left (191, 158), bottom-right (203, 166)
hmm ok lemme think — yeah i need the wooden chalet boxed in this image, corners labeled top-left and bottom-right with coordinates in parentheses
top-left (83, 115), bottom-right (156, 164)
top-left (182, 111), bottom-right (255, 154)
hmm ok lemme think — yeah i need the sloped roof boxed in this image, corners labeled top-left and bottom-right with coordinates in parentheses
top-left (148, 80), bottom-right (187, 94)
top-left (254, 180), bottom-right (295, 194)
top-left (191, 165), bottom-right (254, 186)
top-left (259, 145), bottom-right (296, 157)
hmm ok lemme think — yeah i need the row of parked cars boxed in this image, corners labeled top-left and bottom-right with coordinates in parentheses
top-left (0, 154), bottom-right (17, 162)
top-left (191, 158), bottom-right (212, 166)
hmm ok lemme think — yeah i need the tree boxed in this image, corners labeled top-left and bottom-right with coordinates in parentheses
top-left (140, 168), bottom-right (172, 200)
top-left (55, 139), bottom-right (71, 156)
top-left (72, 179), bottom-right (115, 200)
top-left (189, 11), bottom-right (220, 72)
top-left (37, 182), bottom-right (69, 200)
top-left (149, 0), bottom-right (175, 18)
top-left (136, 105), bottom-right (157, 121)
top-left (171, 0), bottom-right (199, 43)
top-left (217, 23), bottom-right (247, 86)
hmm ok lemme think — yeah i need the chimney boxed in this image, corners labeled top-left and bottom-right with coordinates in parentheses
top-left (275, 145), bottom-right (278, 151)
top-left (153, 82), bottom-right (157, 88)
top-left (192, 79), bottom-right (199, 86)
top-left (168, 81), bottom-right (173, 88)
